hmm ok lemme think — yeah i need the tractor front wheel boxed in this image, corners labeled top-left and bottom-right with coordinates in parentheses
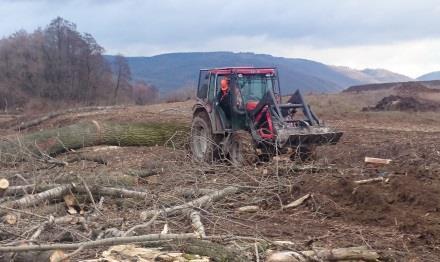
top-left (229, 131), bottom-right (257, 166)
top-left (191, 113), bottom-right (215, 163)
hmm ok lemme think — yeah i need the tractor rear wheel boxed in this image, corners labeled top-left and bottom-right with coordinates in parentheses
top-left (191, 113), bottom-right (215, 163)
top-left (229, 131), bottom-right (257, 166)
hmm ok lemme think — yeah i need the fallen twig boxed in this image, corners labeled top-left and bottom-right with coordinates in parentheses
top-left (365, 157), bottom-right (391, 165)
top-left (354, 177), bottom-right (387, 185)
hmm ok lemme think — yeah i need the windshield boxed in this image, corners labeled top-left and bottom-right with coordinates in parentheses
top-left (237, 74), bottom-right (275, 102)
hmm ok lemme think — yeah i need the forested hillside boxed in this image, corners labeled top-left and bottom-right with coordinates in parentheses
top-left (0, 17), bottom-right (157, 112)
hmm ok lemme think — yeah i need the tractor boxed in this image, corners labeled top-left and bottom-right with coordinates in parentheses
top-left (190, 67), bottom-right (342, 165)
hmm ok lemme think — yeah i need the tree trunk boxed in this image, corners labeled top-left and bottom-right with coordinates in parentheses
top-left (0, 120), bottom-right (189, 162)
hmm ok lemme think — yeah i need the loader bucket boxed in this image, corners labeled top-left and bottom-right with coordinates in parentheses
top-left (283, 131), bottom-right (343, 146)
top-left (276, 127), bottom-right (343, 148)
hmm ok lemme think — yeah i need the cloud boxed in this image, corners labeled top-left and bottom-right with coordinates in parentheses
top-left (0, 0), bottom-right (439, 77)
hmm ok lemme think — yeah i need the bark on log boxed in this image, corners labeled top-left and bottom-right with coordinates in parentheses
top-left (0, 120), bottom-right (189, 162)
top-left (84, 186), bottom-right (151, 199)
top-left (11, 184), bottom-right (74, 208)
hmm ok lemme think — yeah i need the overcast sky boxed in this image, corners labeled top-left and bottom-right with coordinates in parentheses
top-left (0, 0), bottom-right (439, 78)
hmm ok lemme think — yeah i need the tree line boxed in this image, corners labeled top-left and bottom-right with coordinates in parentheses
top-left (0, 17), bottom-right (158, 112)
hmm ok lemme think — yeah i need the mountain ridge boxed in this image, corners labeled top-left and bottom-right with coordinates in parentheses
top-left (417, 71), bottom-right (440, 81)
top-left (105, 52), bottom-right (412, 94)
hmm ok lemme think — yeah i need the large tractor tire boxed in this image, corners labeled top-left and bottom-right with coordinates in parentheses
top-left (190, 112), bottom-right (216, 163)
top-left (229, 130), bottom-right (257, 166)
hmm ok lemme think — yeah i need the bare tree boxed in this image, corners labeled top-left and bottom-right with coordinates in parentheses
top-left (132, 80), bottom-right (159, 105)
top-left (0, 17), bottom-right (118, 110)
top-left (112, 54), bottom-right (132, 104)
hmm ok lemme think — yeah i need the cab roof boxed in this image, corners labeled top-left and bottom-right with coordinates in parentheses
top-left (202, 67), bottom-right (276, 75)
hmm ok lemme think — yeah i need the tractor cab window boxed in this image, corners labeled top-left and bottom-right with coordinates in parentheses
top-left (197, 70), bottom-right (209, 99)
top-left (237, 73), bottom-right (275, 105)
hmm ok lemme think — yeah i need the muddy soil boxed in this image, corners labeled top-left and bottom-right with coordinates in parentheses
top-left (363, 95), bottom-right (440, 112)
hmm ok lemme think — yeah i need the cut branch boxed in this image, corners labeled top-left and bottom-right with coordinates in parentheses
top-left (0, 233), bottom-right (199, 252)
top-left (140, 186), bottom-right (240, 220)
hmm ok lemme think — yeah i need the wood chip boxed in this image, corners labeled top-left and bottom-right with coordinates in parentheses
top-left (283, 194), bottom-right (311, 209)
top-left (365, 157), bottom-right (391, 165)
top-left (237, 205), bottom-right (259, 213)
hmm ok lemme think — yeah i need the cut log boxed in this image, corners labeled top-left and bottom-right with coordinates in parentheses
top-left (2, 184), bottom-right (55, 197)
top-left (0, 184), bottom-right (75, 216)
top-left (266, 246), bottom-right (380, 262)
top-left (140, 186), bottom-right (240, 220)
top-left (0, 178), bottom-right (9, 197)
top-left (283, 193), bottom-right (311, 209)
top-left (0, 120), bottom-right (189, 162)
top-left (12, 184), bottom-right (75, 209)
top-left (237, 205), bottom-right (259, 213)
top-left (190, 210), bottom-right (206, 238)
top-left (365, 157), bottom-right (392, 165)
top-left (81, 186), bottom-right (151, 199)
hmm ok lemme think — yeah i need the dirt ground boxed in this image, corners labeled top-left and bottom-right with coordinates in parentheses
top-left (1, 93), bottom-right (440, 261)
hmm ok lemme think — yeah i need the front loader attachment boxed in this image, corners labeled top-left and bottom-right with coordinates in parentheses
top-left (278, 128), bottom-right (343, 148)
top-left (277, 126), bottom-right (343, 148)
